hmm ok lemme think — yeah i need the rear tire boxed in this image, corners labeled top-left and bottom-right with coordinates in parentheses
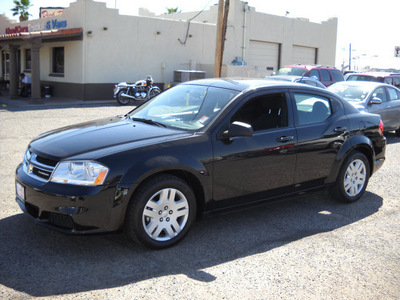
top-left (116, 89), bottom-right (130, 105)
top-left (125, 174), bottom-right (196, 249)
top-left (333, 151), bottom-right (370, 203)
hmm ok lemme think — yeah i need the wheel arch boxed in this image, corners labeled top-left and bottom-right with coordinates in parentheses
top-left (126, 169), bottom-right (206, 219)
top-left (326, 135), bottom-right (374, 183)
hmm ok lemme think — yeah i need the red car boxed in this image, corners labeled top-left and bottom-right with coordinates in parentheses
top-left (276, 65), bottom-right (344, 87)
top-left (346, 72), bottom-right (400, 88)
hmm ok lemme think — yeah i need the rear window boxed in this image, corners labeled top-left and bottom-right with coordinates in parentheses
top-left (347, 75), bottom-right (382, 82)
top-left (276, 67), bottom-right (307, 76)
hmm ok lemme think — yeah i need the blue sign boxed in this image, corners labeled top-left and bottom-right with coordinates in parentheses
top-left (46, 19), bottom-right (67, 30)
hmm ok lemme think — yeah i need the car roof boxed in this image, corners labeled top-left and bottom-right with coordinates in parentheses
top-left (348, 72), bottom-right (400, 78)
top-left (267, 75), bottom-right (320, 81)
top-left (266, 75), bottom-right (302, 81)
top-left (329, 81), bottom-right (391, 88)
top-left (284, 65), bottom-right (338, 70)
top-left (182, 78), bottom-right (324, 92)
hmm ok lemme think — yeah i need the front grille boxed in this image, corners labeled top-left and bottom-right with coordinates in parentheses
top-left (36, 155), bottom-right (58, 167)
top-left (23, 150), bottom-right (58, 182)
top-left (41, 212), bottom-right (74, 229)
top-left (25, 202), bottom-right (39, 218)
top-left (32, 167), bottom-right (52, 180)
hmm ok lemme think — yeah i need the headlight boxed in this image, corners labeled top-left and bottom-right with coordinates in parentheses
top-left (50, 161), bottom-right (109, 186)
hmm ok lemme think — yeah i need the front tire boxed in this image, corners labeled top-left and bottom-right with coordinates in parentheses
top-left (116, 89), bottom-right (130, 105)
top-left (333, 151), bottom-right (370, 203)
top-left (125, 175), bottom-right (196, 249)
top-left (148, 87), bottom-right (161, 99)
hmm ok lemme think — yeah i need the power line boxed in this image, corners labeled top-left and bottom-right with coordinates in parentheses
top-left (178, 0), bottom-right (215, 45)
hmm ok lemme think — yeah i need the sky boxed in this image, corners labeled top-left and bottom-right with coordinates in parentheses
top-left (1, 0), bottom-right (399, 70)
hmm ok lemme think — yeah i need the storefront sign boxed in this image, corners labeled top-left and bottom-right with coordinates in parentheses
top-left (40, 7), bottom-right (64, 19)
top-left (46, 19), bottom-right (68, 30)
top-left (5, 26), bottom-right (28, 34)
top-left (5, 19), bottom-right (68, 34)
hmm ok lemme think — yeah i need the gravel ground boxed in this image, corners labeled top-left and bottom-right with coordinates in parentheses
top-left (0, 99), bottom-right (399, 299)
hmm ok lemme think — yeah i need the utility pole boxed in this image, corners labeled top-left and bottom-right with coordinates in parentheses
top-left (349, 43), bottom-right (352, 71)
top-left (214, 0), bottom-right (229, 77)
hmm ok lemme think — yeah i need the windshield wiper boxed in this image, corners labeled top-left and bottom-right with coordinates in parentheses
top-left (131, 117), bottom-right (166, 127)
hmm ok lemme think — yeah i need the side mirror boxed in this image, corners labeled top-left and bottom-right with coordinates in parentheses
top-left (222, 121), bottom-right (253, 138)
top-left (370, 97), bottom-right (382, 105)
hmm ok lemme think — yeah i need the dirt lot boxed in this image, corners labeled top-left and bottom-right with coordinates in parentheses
top-left (0, 100), bottom-right (399, 299)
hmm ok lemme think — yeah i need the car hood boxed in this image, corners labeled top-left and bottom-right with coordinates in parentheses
top-left (30, 116), bottom-right (189, 159)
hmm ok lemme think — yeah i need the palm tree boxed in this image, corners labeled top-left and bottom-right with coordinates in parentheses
top-left (166, 7), bottom-right (181, 14)
top-left (11, 0), bottom-right (32, 22)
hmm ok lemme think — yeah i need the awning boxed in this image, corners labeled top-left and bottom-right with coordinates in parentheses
top-left (0, 28), bottom-right (83, 44)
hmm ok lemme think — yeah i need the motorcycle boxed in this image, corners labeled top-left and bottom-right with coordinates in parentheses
top-left (113, 75), bottom-right (161, 105)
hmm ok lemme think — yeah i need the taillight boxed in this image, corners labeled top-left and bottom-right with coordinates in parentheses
top-left (379, 120), bottom-right (384, 135)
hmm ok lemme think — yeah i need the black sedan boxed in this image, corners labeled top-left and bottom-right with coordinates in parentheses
top-left (15, 79), bottom-right (386, 249)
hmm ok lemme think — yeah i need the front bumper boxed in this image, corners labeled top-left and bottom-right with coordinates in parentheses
top-left (15, 164), bottom-right (130, 234)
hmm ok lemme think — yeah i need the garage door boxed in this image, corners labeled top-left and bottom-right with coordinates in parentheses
top-left (248, 40), bottom-right (280, 73)
top-left (292, 45), bottom-right (316, 65)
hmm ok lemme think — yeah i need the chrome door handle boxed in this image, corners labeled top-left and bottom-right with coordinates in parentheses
top-left (334, 126), bottom-right (347, 133)
top-left (277, 136), bottom-right (294, 142)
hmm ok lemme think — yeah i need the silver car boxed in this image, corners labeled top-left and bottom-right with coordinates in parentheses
top-left (266, 75), bottom-right (326, 89)
top-left (328, 81), bottom-right (400, 135)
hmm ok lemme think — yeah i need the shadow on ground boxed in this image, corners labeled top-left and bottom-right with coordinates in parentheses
top-left (0, 191), bottom-right (382, 297)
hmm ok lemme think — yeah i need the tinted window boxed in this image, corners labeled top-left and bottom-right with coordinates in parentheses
top-left (384, 77), bottom-right (393, 85)
top-left (347, 75), bottom-right (378, 82)
top-left (372, 87), bottom-right (388, 102)
top-left (393, 76), bottom-right (400, 88)
top-left (308, 70), bottom-right (320, 80)
top-left (294, 93), bottom-right (331, 125)
top-left (320, 70), bottom-right (331, 82)
top-left (331, 70), bottom-right (344, 82)
top-left (232, 93), bottom-right (288, 131)
top-left (387, 87), bottom-right (400, 101)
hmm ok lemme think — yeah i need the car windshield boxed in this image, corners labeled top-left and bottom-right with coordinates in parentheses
top-left (347, 75), bottom-right (379, 82)
top-left (128, 84), bottom-right (239, 130)
top-left (276, 67), bottom-right (307, 76)
top-left (328, 84), bottom-right (370, 102)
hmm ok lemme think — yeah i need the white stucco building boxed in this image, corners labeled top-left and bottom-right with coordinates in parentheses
top-left (0, 0), bottom-right (338, 100)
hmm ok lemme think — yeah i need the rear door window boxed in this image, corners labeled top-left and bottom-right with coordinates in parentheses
top-left (387, 87), bottom-right (400, 101)
top-left (384, 77), bottom-right (393, 85)
top-left (320, 70), bottom-right (331, 82)
top-left (331, 70), bottom-right (344, 82)
top-left (293, 93), bottom-right (332, 125)
top-left (393, 76), bottom-right (400, 88)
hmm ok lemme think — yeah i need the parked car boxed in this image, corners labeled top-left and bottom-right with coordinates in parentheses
top-left (328, 81), bottom-right (400, 135)
top-left (343, 71), bottom-right (357, 81)
top-left (16, 79), bottom-right (386, 249)
top-left (275, 65), bottom-right (344, 87)
top-left (266, 75), bottom-right (326, 88)
top-left (346, 72), bottom-right (400, 88)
